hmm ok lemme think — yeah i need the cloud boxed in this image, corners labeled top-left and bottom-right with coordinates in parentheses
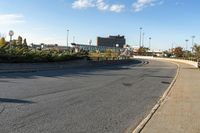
top-left (0, 14), bottom-right (25, 25)
top-left (72, 0), bottom-right (95, 9)
top-left (72, 0), bottom-right (124, 13)
top-left (133, 0), bottom-right (162, 12)
top-left (96, 0), bottom-right (109, 11)
top-left (110, 4), bottom-right (125, 13)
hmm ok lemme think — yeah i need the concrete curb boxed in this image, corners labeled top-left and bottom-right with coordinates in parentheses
top-left (131, 61), bottom-right (180, 133)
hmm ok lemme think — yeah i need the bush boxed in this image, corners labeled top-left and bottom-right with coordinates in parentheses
top-left (0, 47), bottom-right (88, 63)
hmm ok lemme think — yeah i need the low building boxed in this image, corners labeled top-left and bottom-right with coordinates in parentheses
top-left (30, 43), bottom-right (69, 51)
top-left (71, 43), bottom-right (122, 52)
top-left (97, 35), bottom-right (126, 48)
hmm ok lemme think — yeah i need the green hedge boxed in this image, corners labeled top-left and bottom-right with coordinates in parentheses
top-left (0, 48), bottom-right (88, 63)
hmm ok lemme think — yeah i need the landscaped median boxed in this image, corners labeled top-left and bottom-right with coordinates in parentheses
top-left (0, 58), bottom-right (138, 73)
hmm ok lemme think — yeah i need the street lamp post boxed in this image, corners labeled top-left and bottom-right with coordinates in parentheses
top-left (191, 35), bottom-right (195, 51)
top-left (139, 27), bottom-right (142, 47)
top-left (142, 32), bottom-right (145, 47)
top-left (185, 39), bottom-right (189, 59)
top-left (67, 29), bottom-right (69, 47)
top-left (149, 37), bottom-right (152, 50)
top-left (185, 39), bottom-right (189, 51)
top-left (9, 30), bottom-right (14, 52)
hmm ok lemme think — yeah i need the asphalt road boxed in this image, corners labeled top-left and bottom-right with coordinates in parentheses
top-left (0, 60), bottom-right (177, 133)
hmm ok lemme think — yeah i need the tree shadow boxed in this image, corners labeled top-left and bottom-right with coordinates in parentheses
top-left (0, 98), bottom-right (35, 104)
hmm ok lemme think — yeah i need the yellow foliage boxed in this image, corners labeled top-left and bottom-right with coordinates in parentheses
top-left (0, 37), bottom-right (6, 48)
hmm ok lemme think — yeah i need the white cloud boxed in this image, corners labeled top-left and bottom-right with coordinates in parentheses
top-left (72, 0), bottom-right (95, 9)
top-left (96, 0), bottom-right (109, 11)
top-left (0, 14), bottom-right (25, 25)
top-left (110, 4), bottom-right (125, 13)
top-left (72, 0), bottom-right (124, 13)
top-left (133, 0), bottom-right (161, 12)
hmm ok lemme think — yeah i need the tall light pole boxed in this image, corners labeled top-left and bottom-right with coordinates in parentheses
top-left (185, 39), bottom-right (189, 51)
top-left (149, 37), bottom-right (152, 50)
top-left (171, 43), bottom-right (174, 54)
top-left (67, 29), bottom-right (69, 47)
top-left (142, 32), bottom-right (145, 47)
top-left (191, 35), bottom-right (195, 47)
top-left (139, 27), bottom-right (142, 47)
top-left (9, 30), bottom-right (14, 52)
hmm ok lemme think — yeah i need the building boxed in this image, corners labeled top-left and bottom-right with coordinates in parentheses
top-left (30, 43), bottom-right (69, 51)
top-left (71, 43), bottom-right (122, 52)
top-left (97, 35), bottom-right (126, 48)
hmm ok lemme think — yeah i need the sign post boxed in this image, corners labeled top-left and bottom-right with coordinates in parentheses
top-left (9, 30), bottom-right (14, 52)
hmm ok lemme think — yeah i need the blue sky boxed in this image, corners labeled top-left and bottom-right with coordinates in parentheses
top-left (0, 0), bottom-right (200, 50)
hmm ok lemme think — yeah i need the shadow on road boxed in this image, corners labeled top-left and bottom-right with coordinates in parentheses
top-left (0, 60), bottom-right (143, 79)
top-left (0, 98), bottom-right (35, 104)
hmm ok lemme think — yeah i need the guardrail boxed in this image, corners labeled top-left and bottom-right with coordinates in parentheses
top-left (133, 56), bottom-right (200, 68)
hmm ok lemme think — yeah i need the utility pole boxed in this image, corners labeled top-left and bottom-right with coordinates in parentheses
top-left (191, 35), bottom-right (195, 50)
top-left (67, 29), bottom-right (69, 47)
top-left (9, 30), bottom-right (14, 53)
top-left (142, 32), bottom-right (145, 47)
top-left (185, 39), bottom-right (189, 51)
top-left (149, 37), bottom-right (152, 50)
top-left (139, 27), bottom-right (142, 47)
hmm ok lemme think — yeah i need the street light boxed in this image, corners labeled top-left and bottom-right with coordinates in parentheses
top-left (191, 36), bottom-right (195, 52)
top-left (185, 39), bottom-right (189, 51)
top-left (149, 37), bottom-right (152, 50)
top-left (9, 30), bottom-right (14, 52)
top-left (191, 35), bottom-right (195, 46)
top-left (67, 29), bottom-right (69, 47)
top-left (142, 32), bottom-right (145, 47)
top-left (139, 27), bottom-right (142, 47)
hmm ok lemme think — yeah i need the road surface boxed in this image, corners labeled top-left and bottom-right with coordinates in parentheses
top-left (0, 60), bottom-right (177, 133)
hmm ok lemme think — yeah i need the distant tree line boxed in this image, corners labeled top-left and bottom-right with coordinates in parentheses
top-left (136, 45), bottom-right (200, 61)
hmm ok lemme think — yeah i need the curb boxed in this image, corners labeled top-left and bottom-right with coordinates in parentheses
top-left (131, 61), bottom-right (180, 133)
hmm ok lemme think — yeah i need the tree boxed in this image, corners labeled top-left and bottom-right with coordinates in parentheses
top-left (104, 49), bottom-right (112, 57)
top-left (173, 47), bottom-right (184, 57)
top-left (11, 39), bottom-right (17, 46)
top-left (0, 37), bottom-right (6, 48)
top-left (17, 36), bottom-right (23, 46)
top-left (192, 44), bottom-right (200, 59)
top-left (163, 50), bottom-right (172, 57)
top-left (23, 38), bottom-right (28, 48)
top-left (137, 46), bottom-right (149, 56)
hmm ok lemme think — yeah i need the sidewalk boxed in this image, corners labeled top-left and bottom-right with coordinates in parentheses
top-left (141, 62), bottom-right (200, 133)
